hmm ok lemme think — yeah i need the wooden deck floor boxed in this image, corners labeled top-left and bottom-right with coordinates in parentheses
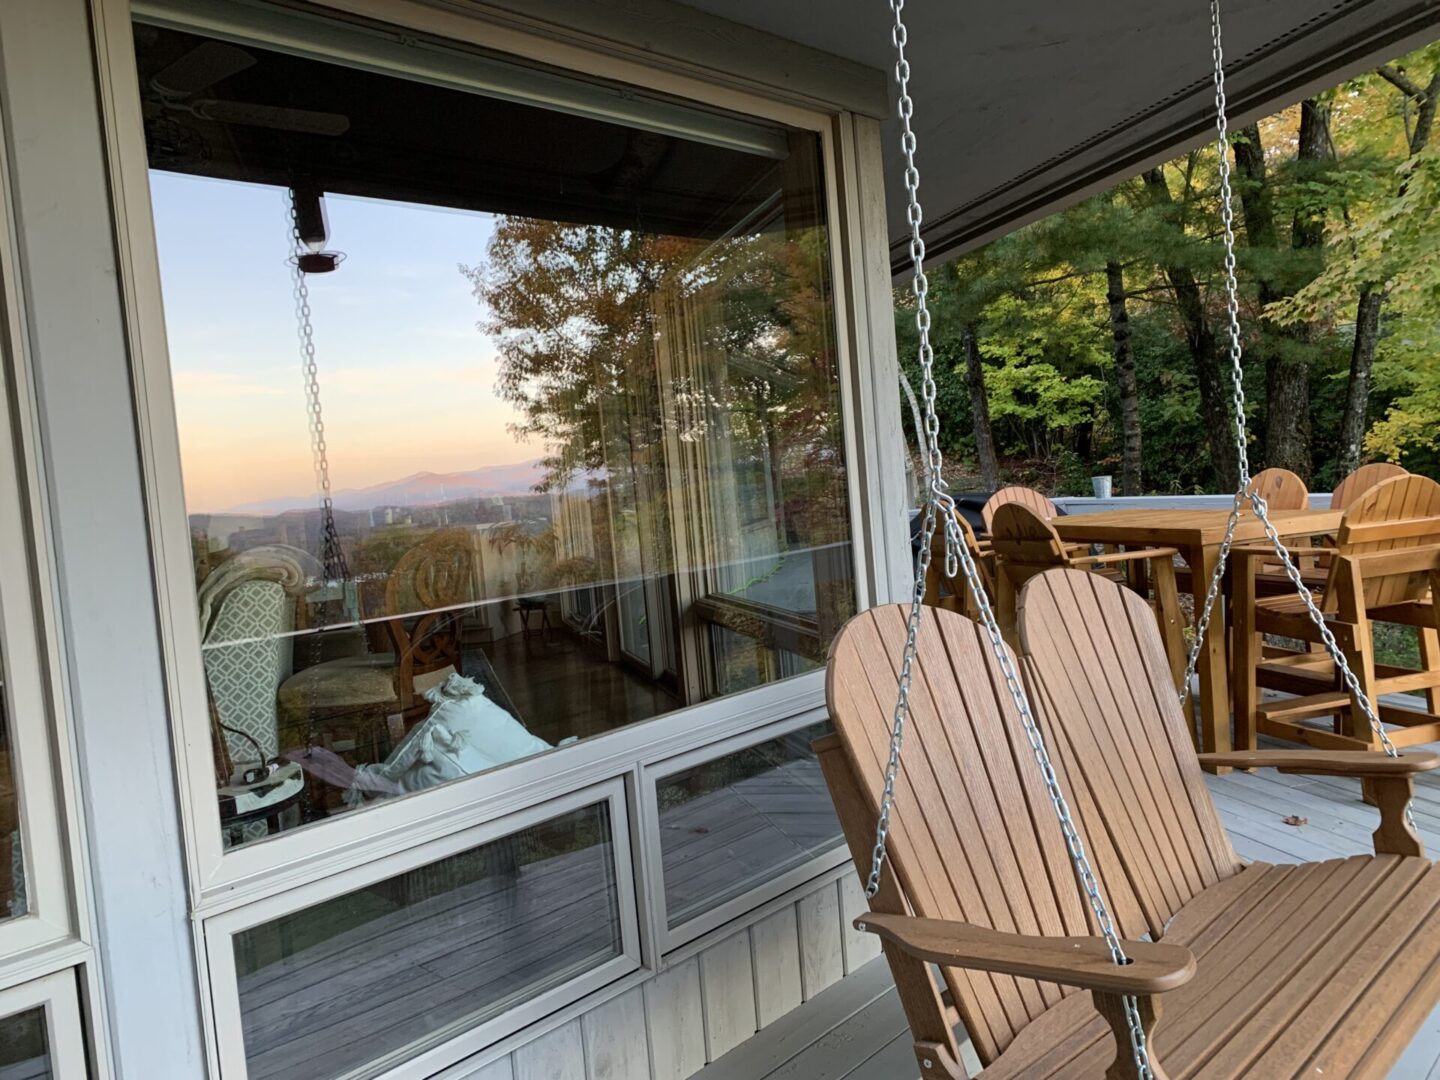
top-left (704, 753), bottom-right (1440, 1080)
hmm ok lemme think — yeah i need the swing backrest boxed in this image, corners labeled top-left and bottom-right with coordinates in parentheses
top-left (981, 484), bottom-right (1058, 533)
top-left (1017, 569), bottom-right (1241, 937)
top-left (823, 571), bottom-right (1239, 1065)
top-left (1331, 461), bottom-right (1407, 511)
top-left (1246, 466), bottom-right (1309, 511)
top-left (1330, 473), bottom-right (1440, 608)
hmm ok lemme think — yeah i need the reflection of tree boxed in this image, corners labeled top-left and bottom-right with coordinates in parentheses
top-left (462, 217), bottom-right (850, 557)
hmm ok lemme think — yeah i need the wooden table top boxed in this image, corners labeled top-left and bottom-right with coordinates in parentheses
top-left (1053, 506), bottom-right (1343, 547)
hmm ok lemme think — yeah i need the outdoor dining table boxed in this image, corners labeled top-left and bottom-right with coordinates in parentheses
top-left (1053, 505), bottom-right (1342, 769)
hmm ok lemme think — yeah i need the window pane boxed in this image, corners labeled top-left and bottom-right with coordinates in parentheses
top-left (658, 722), bottom-right (840, 928)
top-left (133, 19), bottom-right (855, 848)
top-left (0, 634), bottom-right (25, 921)
top-left (234, 801), bottom-right (621, 1079)
top-left (0, 1006), bottom-right (51, 1078)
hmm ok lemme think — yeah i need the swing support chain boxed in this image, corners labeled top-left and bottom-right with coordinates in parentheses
top-left (874, 1), bottom-right (1155, 1075)
top-left (1177, 1), bottom-right (1412, 825)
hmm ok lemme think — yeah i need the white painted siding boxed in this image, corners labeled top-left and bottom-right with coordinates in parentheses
top-left (462, 873), bottom-right (865, 1080)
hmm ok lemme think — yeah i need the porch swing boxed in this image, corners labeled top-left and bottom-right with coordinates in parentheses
top-left (816, 2), bottom-right (1440, 1078)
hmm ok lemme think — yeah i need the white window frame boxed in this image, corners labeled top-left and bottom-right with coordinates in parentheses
top-left (94, 0), bottom-right (900, 908)
top-left (640, 712), bottom-right (848, 954)
top-left (202, 778), bottom-right (640, 1080)
top-left (0, 968), bottom-right (89, 1076)
top-left (0, 100), bottom-right (87, 970)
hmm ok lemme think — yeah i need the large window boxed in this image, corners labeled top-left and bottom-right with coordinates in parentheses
top-left (134, 15), bottom-right (855, 851)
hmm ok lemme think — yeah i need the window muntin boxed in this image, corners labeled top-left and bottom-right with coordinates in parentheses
top-left (232, 800), bottom-right (623, 1079)
top-left (134, 20), bottom-right (855, 851)
top-left (656, 720), bottom-right (841, 930)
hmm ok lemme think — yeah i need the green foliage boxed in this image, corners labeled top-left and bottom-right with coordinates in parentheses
top-left (896, 40), bottom-right (1440, 493)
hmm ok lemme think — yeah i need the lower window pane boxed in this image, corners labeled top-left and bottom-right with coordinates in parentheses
top-left (658, 722), bottom-right (841, 929)
top-left (0, 1007), bottom-right (50, 1078)
top-left (234, 802), bottom-right (622, 1079)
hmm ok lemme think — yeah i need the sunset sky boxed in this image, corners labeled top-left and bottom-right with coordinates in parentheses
top-left (150, 171), bottom-right (532, 513)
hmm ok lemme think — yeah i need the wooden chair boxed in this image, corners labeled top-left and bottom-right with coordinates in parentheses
top-left (923, 510), bottom-right (995, 620)
top-left (988, 502), bottom-right (1186, 690)
top-left (818, 567), bottom-right (1440, 1079)
top-left (1331, 462), bottom-right (1407, 512)
top-left (1234, 473), bottom-right (1440, 753)
top-left (981, 484), bottom-right (1060, 534)
top-left (1246, 466), bottom-right (1310, 511)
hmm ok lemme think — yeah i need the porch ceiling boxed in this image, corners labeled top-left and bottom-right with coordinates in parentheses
top-left (682, 0), bottom-right (1440, 268)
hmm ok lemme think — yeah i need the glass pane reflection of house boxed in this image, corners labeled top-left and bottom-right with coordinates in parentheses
top-left (138, 21), bottom-right (855, 849)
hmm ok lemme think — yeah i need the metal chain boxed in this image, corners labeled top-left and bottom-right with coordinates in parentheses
top-left (875, 3), bottom-right (1154, 1075)
top-left (1183, 3), bottom-right (1408, 830)
top-left (288, 189), bottom-right (349, 588)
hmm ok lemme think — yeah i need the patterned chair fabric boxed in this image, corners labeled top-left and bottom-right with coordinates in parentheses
top-left (203, 579), bottom-right (292, 772)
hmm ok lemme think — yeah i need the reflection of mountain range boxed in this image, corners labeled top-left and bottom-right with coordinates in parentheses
top-left (226, 460), bottom-right (550, 514)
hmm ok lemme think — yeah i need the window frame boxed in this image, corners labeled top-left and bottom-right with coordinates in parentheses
top-left (98, 0), bottom-right (893, 907)
top-left (640, 712), bottom-right (847, 954)
top-left (0, 99), bottom-right (88, 970)
top-left (0, 968), bottom-right (89, 1076)
top-left (202, 777), bottom-right (640, 1080)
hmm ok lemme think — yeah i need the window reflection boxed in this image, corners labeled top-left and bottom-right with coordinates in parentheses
top-left (136, 21), bottom-right (854, 848)
top-left (0, 640), bottom-right (24, 919)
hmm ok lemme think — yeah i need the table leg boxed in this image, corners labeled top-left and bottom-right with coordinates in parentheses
top-left (1190, 543), bottom-right (1232, 772)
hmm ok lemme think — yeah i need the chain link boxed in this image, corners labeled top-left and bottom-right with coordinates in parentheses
top-left (289, 189), bottom-right (349, 588)
top-left (876, 3), bottom-right (1154, 1074)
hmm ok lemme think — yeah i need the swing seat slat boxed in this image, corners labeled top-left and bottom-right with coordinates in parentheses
top-left (820, 567), bottom-right (1440, 1078)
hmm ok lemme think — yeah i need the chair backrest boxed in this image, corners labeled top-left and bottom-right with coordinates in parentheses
top-left (826, 603), bottom-right (1095, 1063)
top-left (1331, 462), bottom-right (1407, 511)
top-left (1246, 466), bottom-right (1309, 511)
top-left (204, 580), bottom-right (292, 769)
top-left (981, 485), bottom-right (1058, 533)
top-left (382, 528), bottom-right (479, 707)
top-left (823, 573), bottom-right (1238, 1064)
top-left (1333, 473), bottom-right (1440, 608)
top-left (922, 510), bottom-right (991, 612)
top-left (1017, 569), bottom-right (1240, 936)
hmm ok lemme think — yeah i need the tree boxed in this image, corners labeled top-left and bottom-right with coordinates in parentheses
top-left (1339, 56), bottom-right (1439, 473)
top-left (1105, 259), bottom-right (1142, 494)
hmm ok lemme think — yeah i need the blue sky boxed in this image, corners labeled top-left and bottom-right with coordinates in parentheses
top-left (150, 171), bottom-right (529, 513)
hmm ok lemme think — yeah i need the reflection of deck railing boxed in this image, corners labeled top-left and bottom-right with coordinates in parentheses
top-left (693, 593), bottom-right (823, 663)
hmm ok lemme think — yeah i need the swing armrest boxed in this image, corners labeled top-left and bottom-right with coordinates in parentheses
top-left (1196, 750), bottom-right (1440, 776)
top-left (1072, 546), bottom-right (1179, 568)
top-left (854, 912), bottom-right (1196, 995)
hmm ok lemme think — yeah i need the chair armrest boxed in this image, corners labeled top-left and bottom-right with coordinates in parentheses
top-left (1073, 546), bottom-right (1179, 567)
top-left (854, 912), bottom-right (1195, 995)
top-left (1197, 750), bottom-right (1440, 777)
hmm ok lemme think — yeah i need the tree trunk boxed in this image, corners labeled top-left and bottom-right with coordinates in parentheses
top-left (1233, 120), bottom-right (1314, 477)
top-left (1105, 260), bottom-right (1142, 495)
top-left (961, 326), bottom-right (1000, 489)
top-left (1141, 167), bottom-right (1239, 490)
top-left (1337, 288), bottom-right (1383, 475)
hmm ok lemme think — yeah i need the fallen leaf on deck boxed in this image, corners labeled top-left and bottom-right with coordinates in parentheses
top-left (1281, 815), bottom-right (1308, 827)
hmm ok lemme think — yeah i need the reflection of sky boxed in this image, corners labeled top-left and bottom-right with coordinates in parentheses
top-left (151, 171), bottom-right (529, 513)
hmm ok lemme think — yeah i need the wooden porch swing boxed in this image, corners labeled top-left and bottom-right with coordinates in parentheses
top-left (817, 2), bottom-right (1440, 1076)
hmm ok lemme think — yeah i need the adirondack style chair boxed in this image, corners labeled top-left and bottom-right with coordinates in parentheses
top-left (818, 567), bottom-right (1440, 1079)
top-left (981, 484), bottom-right (1061, 534)
top-left (1246, 467), bottom-right (1309, 511)
top-left (923, 510), bottom-right (995, 619)
top-left (987, 502), bottom-right (1186, 691)
top-left (1332, 463), bottom-right (1408, 512)
top-left (1234, 472), bottom-right (1440, 753)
